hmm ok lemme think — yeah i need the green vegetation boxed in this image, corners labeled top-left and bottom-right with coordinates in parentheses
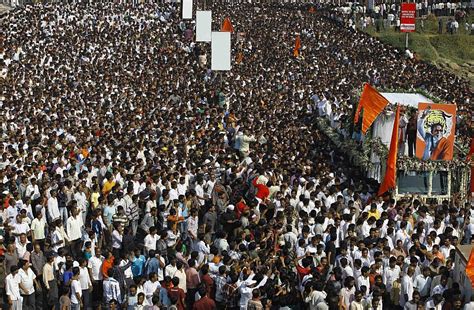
top-left (363, 15), bottom-right (474, 86)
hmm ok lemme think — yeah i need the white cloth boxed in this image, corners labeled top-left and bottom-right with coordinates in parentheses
top-left (6, 273), bottom-right (22, 301)
top-left (71, 279), bottom-right (82, 304)
top-left (88, 256), bottom-right (104, 281)
top-left (67, 216), bottom-right (83, 240)
top-left (18, 268), bottom-right (36, 295)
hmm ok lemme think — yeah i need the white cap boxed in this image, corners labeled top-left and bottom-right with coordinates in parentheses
top-left (227, 205), bottom-right (235, 211)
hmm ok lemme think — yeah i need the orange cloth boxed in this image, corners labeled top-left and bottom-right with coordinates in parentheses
top-left (293, 35), bottom-right (301, 57)
top-left (378, 105), bottom-right (400, 196)
top-left (81, 148), bottom-right (89, 158)
top-left (309, 7), bottom-right (316, 13)
top-left (101, 256), bottom-right (114, 278)
top-left (221, 18), bottom-right (234, 32)
top-left (466, 250), bottom-right (474, 285)
top-left (430, 137), bottom-right (453, 160)
top-left (354, 84), bottom-right (390, 134)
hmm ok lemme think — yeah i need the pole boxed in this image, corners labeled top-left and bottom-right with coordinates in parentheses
top-left (405, 32), bottom-right (409, 49)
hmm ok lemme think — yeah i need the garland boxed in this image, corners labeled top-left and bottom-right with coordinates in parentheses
top-left (317, 118), bottom-right (470, 173)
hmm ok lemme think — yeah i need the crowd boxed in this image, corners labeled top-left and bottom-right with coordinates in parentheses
top-left (1, 1), bottom-right (474, 310)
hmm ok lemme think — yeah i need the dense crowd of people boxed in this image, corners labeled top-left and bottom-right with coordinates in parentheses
top-left (1, 1), bottom-right (473, 310)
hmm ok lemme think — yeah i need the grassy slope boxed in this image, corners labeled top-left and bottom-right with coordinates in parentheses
top-left (363, 15), bottom-right (474, 86)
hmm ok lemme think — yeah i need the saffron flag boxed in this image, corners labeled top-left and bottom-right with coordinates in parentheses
top-left (354, 84), bottom-right (390, 134)
top-left (221, 17), bottom-right (234, 33)
top-left (378, 105), bottom-right (400, 196)
top-left (293, 35), bottom-right (301, 57)
top-left (467, 249), bottom-right (474, 286)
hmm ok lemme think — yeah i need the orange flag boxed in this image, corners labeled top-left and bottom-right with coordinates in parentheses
top-left (309, 7), bottom-right (316, 13)
top-left (354, 84), bottom-right (390, 134)
top-left (378, 105), bottom-right (400, 196)
top-left (221, 17), bottom-right (234, 32)
top-left (467, 249), bottom-right (474, 285)
top-left (293, 35), bottom-right (301, 57)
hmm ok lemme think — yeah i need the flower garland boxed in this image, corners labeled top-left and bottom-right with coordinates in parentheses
top-left (317, 118), bottom-right (470, 173)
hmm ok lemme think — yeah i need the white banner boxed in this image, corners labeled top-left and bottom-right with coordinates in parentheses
top-left (211, 32), bottom-right (231, 71)
top-left (182, 0), bottom-right (193, 19)
top-left (196, 11), bottom-right (212, 42)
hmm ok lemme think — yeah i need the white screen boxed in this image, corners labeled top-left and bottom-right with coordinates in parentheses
top-left (211, 32), bottom-right (231, 71)
top-left (182, 0), bottom-right (193, 19)
top-left (196, 11), bottom-right (212, 42)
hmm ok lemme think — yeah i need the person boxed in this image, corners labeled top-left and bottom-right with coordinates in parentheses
top-left (0, 2), bottom-right (473, 310)
top-left (404, 291), bottom-right (421, 310)
top-left (417, 108), bottom-right (454, 160)
top-left (400, 266), bottom-right (415, 307)
top-left (167, 277), bottom-right (186, 310)
top-left (6, 265), bottom-right (22, 310)
top-left (103, 269), bottom-right (122, 305)
top-left (70, 267), bottom-right (83, 310)
top-left (193, 284), bottom-right (216, 310)
top-left (60, 287), bottom-right (72, 310)
top-left (18, 259), bottom-right (39, 310)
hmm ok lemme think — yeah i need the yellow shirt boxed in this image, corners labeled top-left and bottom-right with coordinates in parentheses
top-left (367, 209), bottom-right (380, 220)
top-left (91, 192), bottom-right (100, 209)
top-left (102, 180), bottom-right (116, 195)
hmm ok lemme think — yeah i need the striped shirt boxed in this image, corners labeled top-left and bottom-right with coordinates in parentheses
top-left (103, 277), bottom-right (121, 304)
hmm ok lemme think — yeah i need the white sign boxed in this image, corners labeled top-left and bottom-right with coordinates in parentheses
top-left (182, 0), bottom-right (193, 19)
top-left (196, 11), bottom-right (212, 42)
top-left (211, 32), bottom-right (231, 71)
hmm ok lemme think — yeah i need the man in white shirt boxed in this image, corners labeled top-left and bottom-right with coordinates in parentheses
top-left (356, 267), bottom-right (371, 295)
top-left (88, 248), bottom-right (104, 308)
top-left (103, 270), bottom-right (122, 304)
top-left (144, 227), bottom-right (160, 255)
top-left (30, 211), bottom-right (46, 247)
top-left (18, 259), bottom-right (39, 309)
top-left (47, 190), bottom-right (60, 223)
top-left (71, 267), bottom-right (83, 310)
top-left (400, 266), bottom-right (415, 307)
top-left (51, 220), bottom-right (66, 252)
top-left (414, 267), bottom-right (432, 299)
top-left (67, 207), bottom-right (83, 258)
top-left (79, 258), bottom-right (92, 309)
top-left (143, 272), bottom-right (161, 305)
top-left (382, 257), bottom-right (401, 293)
top-left (6, 265), bottom-right (23, 310)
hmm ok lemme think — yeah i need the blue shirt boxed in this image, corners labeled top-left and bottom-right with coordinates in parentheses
top-left (132, 255), bottom-right (146, 277)
top-left (159, 287), bottom-right (171, 306)
top-left (146, 257), bottom-right (160, 275)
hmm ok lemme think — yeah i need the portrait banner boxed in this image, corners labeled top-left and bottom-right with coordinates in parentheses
top-left (416, 103), bottom-right (456, 161)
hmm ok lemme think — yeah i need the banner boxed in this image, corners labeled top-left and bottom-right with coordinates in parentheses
top-left (400, 2), bottom-right (416, 32)
top-left (211, 32), bottom-right (231, 71)
top-left (196, 11), bottom-right (212, 42)
top-left (416, 103), bottom-right (456, 161)
top-left (182, 0), bottom-right (193, 19)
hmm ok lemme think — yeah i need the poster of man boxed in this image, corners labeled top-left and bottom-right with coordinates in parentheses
top-left (416, 103), bottom-right (456, 161)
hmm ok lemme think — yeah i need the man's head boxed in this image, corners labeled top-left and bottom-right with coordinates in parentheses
top-left (431, 123), bottom-right (443, 139)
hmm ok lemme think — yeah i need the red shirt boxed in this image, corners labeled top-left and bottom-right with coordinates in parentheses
top-left (236, 201), bottom-right (248, 219)
top-left (252, 179), bottom-right (270, 200)
top-left (201, 274), bottom-right (214, 298)
top-left (296, 264), bottom-right (311, 281)
top-left (193, 296), bottom-right (216, 310)
top-left (167, 287), bottom-right (186, 310)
